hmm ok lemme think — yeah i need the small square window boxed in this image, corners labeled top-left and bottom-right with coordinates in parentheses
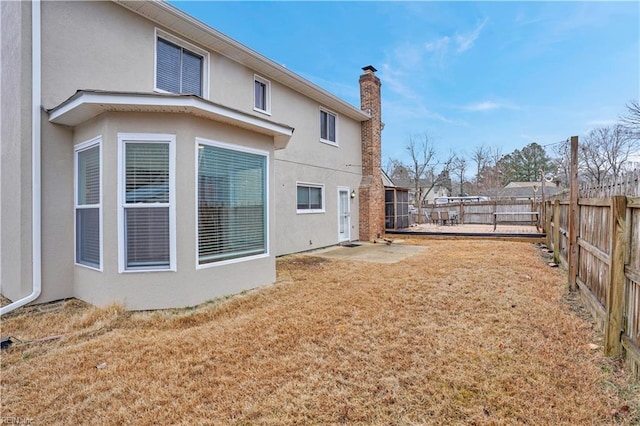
top-left (297, 183), bottom-right (324, 213)
top-left (320, 108), bottom-right (337, 144)
top-left (254, 75), bottom-right (271, 114)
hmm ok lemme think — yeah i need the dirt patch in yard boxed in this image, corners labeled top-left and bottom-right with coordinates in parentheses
top-left (1, 240), bottom-right (638, 425)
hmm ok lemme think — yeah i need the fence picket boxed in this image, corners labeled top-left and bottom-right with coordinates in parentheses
top-left (547, 165), bottom-right (640, 377)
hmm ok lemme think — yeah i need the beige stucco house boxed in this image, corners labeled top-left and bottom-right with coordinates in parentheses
top-left (0, 0), bottom-right (385, 311)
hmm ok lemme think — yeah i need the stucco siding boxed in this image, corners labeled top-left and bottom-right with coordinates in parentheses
top-left (271, 84), bottom-right (363, 255)
top-left (274, 162), bottom-right (360, 256)
top-left (69, 112), bottom-right (275, 310)
top-left (39, 117), bottom-right (74, 302)
top-left (3, 0), bottom-right (367, 310)
top-left (41, 1), bottom-right (155, 109)
top-left (0, 1), bottom-right (33, 302)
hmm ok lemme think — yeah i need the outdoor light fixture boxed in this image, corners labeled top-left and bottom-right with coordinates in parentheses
top-left (351, 190), bottom-right (356, 199)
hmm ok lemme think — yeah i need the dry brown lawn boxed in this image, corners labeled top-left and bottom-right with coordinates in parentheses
top-left (1, 240), bottom-right (638, 425)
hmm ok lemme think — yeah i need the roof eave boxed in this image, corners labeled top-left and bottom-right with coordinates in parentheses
top-left (48, 91), bottom-right (295, 149)
top-left (113, 0), bottom-right (370, 123)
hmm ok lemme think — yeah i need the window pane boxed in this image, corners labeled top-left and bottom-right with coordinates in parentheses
top-left (310, 187), bottom-right (322, 209)
top-left (76, 143), bottom-right (100, 268)
top-left (297, 185), bottom-right (322, 210)
top-left (125, 207), bottom-right (170, 268)
top-left (255, 80), bottom-right (266, 110)
top-left (125, 143), bottom-right (169, 203)
top-left (77, 145), bottom-right (100, 205)
top-left (181, 49), bottom-right (202, 96)
top-left (297, 186), bottom-right (309, 209)
top-left (76, 207), bottom-right (100, 267)
top-left (198, 144), bottom-right (266, 264)
top-left (320, 111), bottom-right (327, 140)
top-left (156, 38), bottom-right (181, 93)
top-left (328, 113), bottom-right (336, 142)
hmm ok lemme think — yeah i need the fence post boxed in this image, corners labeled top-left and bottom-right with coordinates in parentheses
top-left (605, 195), bottom-right (627, 356)
top-left (568, 136), bottom-right (579, 291)
top-left (544, 200), bottom-right (551, 242)
top-left (553, 200), bottom-right (560, 264)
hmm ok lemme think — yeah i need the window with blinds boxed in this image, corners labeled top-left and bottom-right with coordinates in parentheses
top-left (254, 75), bottom-right (270, 113)
top-left (75, 139), bottom-right (101, 269)
top-left (320, 109), bottom-right (337, 144)
top-left (297, 184), bottom-right (324, 212)
top-left (197, 141), bottom-right (267, 265)
top-left (122, 140), bottom-right (174, 270)
top-left (156, 36), bottom-right (203, 96)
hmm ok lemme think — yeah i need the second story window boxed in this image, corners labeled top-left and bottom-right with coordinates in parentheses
top-left (156, 34), bottom-right (205, 97)
top-left (254, 75), bottom-right (271, 114)
top-left (320, 108), bottom-right (337, 145)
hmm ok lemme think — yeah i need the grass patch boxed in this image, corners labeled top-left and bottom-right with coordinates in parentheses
top-left (1, 240), bottom-right (638, 424)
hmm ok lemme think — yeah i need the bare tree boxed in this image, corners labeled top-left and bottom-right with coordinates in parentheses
top-left (450, 154), bottom-right (468, 196)
top-left (621, 100), bottom-right (640, 136)
top-left (406, 134), bottom-right (435, 219)
top-left (383, 158), bottom-right (398, 177)
top-left (581, 125), bottom-right (638, 184)
top-left (387, 133), bottom-right (451, 222)
top-left (551, 138), bottom-right (571, 187)
top-left (471, 145), bottom-right (491, 192)
top-left (580, 134), bottom-right (610, 185)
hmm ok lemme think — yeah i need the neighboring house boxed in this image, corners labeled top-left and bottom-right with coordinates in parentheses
top-left (0, 0), bottom-right (384, 311)
top-left (493, 182), bottom-right (562, 201)
top-left (389, 177), bottom-right (449, 206)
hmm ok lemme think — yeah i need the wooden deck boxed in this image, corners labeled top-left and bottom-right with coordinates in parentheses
top-left (412, 223), bottom-right (541, 234)
top-left (387, 222), bottom-right (545, 240)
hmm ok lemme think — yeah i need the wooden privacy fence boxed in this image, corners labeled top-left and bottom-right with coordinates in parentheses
top-left (546, 189), bottom-right (640, 376)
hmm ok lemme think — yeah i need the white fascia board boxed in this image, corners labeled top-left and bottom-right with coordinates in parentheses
top-left (48, 92), bottom-right (294, 147)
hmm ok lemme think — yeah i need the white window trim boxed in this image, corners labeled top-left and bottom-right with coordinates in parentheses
top-left (296, 182), bottom-right (325, 214)
top-left (319, 107), bottom-right (338, 146)
top-left (117, 133), bottom-right (177, 273)
top-left (154, 28), bottom-right (210, 99)
top-left (253, 74), bottom-right (271, 115)
top-left (195, 137), bottom-right (270, 270)
top-left (74, 136), bottom-right (103, 271)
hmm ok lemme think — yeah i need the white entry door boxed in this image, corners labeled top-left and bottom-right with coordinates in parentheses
top-left (338, 187), bottom-right (350, 241)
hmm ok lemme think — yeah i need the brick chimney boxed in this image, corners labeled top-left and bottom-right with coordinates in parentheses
top-left (358, 65), bottom-right (385, 241)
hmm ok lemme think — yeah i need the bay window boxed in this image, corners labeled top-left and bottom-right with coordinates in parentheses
top-left (197, 139), bottom-right (268, 265)
top-left (75, 137), bottom-right (102, 269)
top-left (118, 134), bottom-right (176, 272)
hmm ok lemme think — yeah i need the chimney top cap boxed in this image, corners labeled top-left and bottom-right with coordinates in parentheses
top-left (362, 65), bottom-right (377, 74)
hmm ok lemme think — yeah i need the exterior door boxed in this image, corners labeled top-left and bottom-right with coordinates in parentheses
top-left (338, 188), bottom-right (350, 241)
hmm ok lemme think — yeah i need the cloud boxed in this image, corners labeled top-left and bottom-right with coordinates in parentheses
top-left (425, 36), bottom-right (450, 53)
top-left (418, 18), bottom-right (488, 67)
top-left (455, 18), bottom-right (488, 53)
top-left (460, 101), bottom-right (521, 112)
top-left (379, 64), bottom-right (412, 99)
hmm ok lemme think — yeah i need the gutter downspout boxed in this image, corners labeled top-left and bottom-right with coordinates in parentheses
top-left (1, 0), bottom-right (42, 315)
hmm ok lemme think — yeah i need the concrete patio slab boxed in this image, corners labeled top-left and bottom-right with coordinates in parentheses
top-left (305, 241), bottom-right (427, 264)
